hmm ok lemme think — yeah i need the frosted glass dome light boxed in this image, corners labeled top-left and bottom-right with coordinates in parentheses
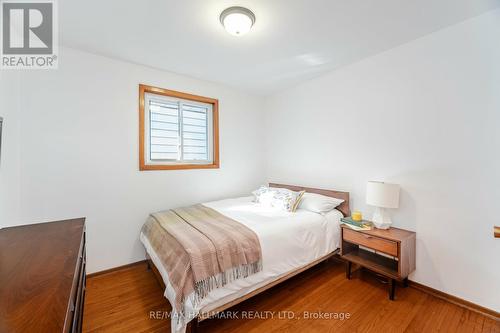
top-left (220, 7), bottom-right (255, 36)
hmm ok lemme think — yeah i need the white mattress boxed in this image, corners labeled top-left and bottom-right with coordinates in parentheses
top-left (140, 196), bottom-right (342, 333)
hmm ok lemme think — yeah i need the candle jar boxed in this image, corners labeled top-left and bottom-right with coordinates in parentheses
top-left (352, 211), bottom-right (363, 222)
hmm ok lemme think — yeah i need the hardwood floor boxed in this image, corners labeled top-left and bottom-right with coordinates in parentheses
top-left (83, 260), bottom-right (499, 333)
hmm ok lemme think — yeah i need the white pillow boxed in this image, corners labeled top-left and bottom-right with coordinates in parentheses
top-left (298, 192), bottom-right (344, 214)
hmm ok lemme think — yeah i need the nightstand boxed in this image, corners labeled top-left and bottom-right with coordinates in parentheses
top-left (340, 224), bottom-right (416, 300)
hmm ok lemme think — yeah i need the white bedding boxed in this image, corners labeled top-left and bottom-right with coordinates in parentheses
top-left (140, 196), bottom-right (342, 333)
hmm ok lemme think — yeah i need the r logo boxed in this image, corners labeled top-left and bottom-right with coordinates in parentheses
top-left (2, 2), bottom-right (53, 54)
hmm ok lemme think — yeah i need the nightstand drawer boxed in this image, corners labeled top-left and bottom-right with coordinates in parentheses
top-left (343, 228), bottom-right (398, 256)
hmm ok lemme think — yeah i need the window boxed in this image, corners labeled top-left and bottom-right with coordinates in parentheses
top-left (139, 85), bottom-right (219, 170)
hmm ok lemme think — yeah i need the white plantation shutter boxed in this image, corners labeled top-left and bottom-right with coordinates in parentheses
top-left (149, 99), bottom-right (180, 160)
top-left (145, 93), bottom-right (212, 164)
top-left (182, 104), bottom-right (209, 161)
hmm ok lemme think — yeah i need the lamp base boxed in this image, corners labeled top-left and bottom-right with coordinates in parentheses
top-left (372, 207), bottom-right (392, 229)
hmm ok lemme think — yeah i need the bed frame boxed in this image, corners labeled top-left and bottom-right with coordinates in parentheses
top-left (146, 183), bottom-right (350, 332)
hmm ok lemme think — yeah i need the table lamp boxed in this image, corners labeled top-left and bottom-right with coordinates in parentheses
top-left (366, 181), bottom-right (400, 229)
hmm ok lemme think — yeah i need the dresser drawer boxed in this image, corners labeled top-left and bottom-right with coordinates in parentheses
top-left (69, 231), bottom-right (85, 333)
top-left (343, 228), bottom-right (398, 256)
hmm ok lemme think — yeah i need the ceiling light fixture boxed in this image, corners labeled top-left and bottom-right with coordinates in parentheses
top-left (220, 6), bottom-right (255, 36)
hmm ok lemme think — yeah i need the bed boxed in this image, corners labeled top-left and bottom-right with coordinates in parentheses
top-left (140, 183), bottom-right (350, 333)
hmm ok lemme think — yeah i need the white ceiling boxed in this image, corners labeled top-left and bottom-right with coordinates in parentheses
top-left (60, 0), bottom-right (500, 95)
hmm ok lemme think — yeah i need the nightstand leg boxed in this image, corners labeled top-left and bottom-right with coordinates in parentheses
top-left (389, 279), bottom-right (396, 300)
top-left (403, 277), bottom-right (409, 288)
top-left (346, 261), bottom-right (352, 280)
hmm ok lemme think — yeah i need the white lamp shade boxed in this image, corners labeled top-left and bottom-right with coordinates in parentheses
top-left (366, 181), bottom-right (400, 209)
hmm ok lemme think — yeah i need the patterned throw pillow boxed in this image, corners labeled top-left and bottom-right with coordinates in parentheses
top-left (252, 186), bottom-right (272, 203)
top-left (271, 188), bottom-right (305, 212)
top-left (252, 186), bottom-right (305, 212)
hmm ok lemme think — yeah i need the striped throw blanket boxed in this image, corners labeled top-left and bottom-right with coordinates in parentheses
top-left (142, 204), bottom-right (262, 314)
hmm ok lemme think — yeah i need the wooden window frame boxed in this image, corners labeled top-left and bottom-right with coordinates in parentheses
top-left (139, 84), bottom-right (219, 170)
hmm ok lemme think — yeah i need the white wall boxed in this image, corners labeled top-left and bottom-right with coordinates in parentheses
top-left (0, 72), bottom-right (21, 228)
top-left (265, 10), bottom-right (500, 311)
top-left (1, 47), bottom-right (266, 273)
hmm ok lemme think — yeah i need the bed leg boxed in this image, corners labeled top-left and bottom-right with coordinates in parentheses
top-left (146, 260), bottom-right (151, 270)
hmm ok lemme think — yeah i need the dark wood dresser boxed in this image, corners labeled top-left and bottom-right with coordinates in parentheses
top-left (0, 218), bottom-right (86, 333)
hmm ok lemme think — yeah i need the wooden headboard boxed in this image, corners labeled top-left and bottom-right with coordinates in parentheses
top-left (269, 183), bottom-right (351, 217)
